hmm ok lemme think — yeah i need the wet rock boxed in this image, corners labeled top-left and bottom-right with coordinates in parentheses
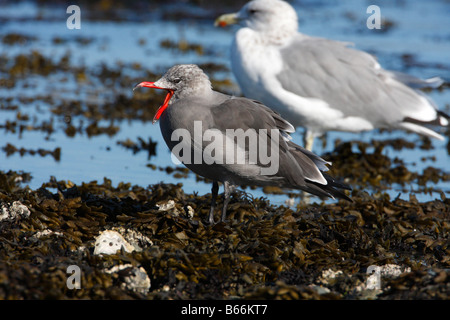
top-left (318, 269), bottom-right (344, 285)
top-left (156, 199), bottom-right (176, 212)
top-left (2, 33), bottom-right (37, 46)
top-left (94, 230), bottom-right (135, 255)
top-left (116, 137), bottom-right (157, 159)
top-left (366, 264), bottom-right (411, 289)
top-left (2, 143), bottom-right (61, 161)
top-left (28, 228), bottom-right (64, 242)
top-left (103, 264), bottom-right (151, 295)
top-left (160, 39), bottom-right (204, 55)
top-left (93, 227), bottom-right (153, 255)
top-left (0, 201), bottom-right (30, 222)
top-left (112, 227), bottom-right (154, 252)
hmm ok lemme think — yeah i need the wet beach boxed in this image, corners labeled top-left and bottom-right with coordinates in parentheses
top-left (0, 0), bottom-right (449, 300)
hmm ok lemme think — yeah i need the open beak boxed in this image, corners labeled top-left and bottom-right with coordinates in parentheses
top-left (214, 13), bottom-right (239, 27)
top-left (134, 81), bottom-right (174, 124)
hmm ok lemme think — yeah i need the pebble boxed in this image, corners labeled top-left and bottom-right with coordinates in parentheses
top-left (104, 264), bottom-right (151, 294)
top-left (157, 200), bottom-right (195, 219)
top-left (365, 264), bottom-right (411, 290)
top-left (0, 201), bottom-right (30, 222)
top-left (113, 227), bottom-right (153, 252)
top-left (93, 228), bottom-right (154, 255)
top-left (28, 228), bottom-right (63, 242)
top-left (93, 230), bottom-right (135, 255)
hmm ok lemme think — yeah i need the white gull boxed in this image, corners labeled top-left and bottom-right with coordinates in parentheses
top-left (215, 0), bottom-right (448, 150)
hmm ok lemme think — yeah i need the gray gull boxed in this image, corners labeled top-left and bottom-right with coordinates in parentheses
top-left (134, 64), bottom-right (351, 224)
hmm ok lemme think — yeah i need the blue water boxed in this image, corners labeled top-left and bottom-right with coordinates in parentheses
top-left (0, 0), bottom-right (449, 206)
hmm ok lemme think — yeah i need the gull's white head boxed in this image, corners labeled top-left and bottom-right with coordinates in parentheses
top-left (216, 0), bottom-right (298, 44)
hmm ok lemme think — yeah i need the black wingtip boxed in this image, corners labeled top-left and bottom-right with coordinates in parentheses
top-left (308, 172), bottom-right (353, 202)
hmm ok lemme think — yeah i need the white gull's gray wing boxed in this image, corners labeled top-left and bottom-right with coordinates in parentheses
top-left (276, 36), bottom-right (444, 132)
top-left (384, 70), bottom-right (443, 89)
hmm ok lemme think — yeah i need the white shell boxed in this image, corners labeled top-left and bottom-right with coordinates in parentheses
top-left (0, 201), bottom-right (30, 222)
top-left (93, 230), bottom-right (135, 255)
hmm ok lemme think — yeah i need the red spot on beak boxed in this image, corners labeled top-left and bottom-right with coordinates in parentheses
top-left (134, 82), bottom-right (175, 124)
top-left (218, 21), bottom-right (228, 27)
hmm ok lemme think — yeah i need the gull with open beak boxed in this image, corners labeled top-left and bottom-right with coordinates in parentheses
top-left (134, 64), bottom-right (351, 224)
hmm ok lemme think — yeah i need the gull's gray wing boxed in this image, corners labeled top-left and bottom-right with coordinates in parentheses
top-left (209, 95), bottom-right (350, 199)
top-left (210, 95), bottom-right (295, 134)
top-left (385, 71), bottom-right (443, 89)
top-left (277, 35), bottom-right (438, 125)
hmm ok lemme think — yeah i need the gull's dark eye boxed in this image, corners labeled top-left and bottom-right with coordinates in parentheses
top-left (248, 9), bottom-right (258, 15)
top-left (172, 77), bottom-right (182, 84)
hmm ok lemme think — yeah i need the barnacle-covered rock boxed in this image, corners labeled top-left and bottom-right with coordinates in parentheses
top-left (111, 227), bottom-right (153, 252)
top-left (94, 230), bottom-right (135, 255)
top-left (0, 201), bottom-right (30, 221)
top-left (93, 227), bottom-right (153, 255)
top-left (104, 264), bottom-right (151, 295)
top-left (28, 228), bottom-right (64, 242)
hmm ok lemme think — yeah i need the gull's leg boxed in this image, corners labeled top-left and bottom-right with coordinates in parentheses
top-left (207, 181), bottom-right (219, 225)
top-left (303, 129), bottom-right (315, 151)
top-left (302, 130), bottom-right (315, 204)
top-left (221, 181), bottom-right (235, 222)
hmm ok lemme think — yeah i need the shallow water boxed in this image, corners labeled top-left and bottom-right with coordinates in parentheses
top-left (0, 0), bottom-right (449, 206)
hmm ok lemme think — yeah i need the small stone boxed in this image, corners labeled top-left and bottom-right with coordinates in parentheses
top-left (157, 200), bottom-right (176, 212)
top-left (356, 264), bottom-right (412, 294)
top-left (185, 205), bottom-right (194, 219)
top-left (0, 201), bottom-right (30, 222)
top-left (284, 197), bottom-right (295, 207)
top-left (379, 264), bottom-right (411, 277)
top-left (319, 268), bottom-right (344, 284)
top-left (104, 264), bottom-right (151, 295)
top-left (29, 228), bottom-right (63, 241)
top-left (112, 227), bottom-right (153, 252)
top-left (365, 271), bottom-right (381, 290)
top-left (93, 230), bottom-right (135, 255)
top-left (157, 199), bottom-right (185, 217)
top-left (309, 285), bottom-right (331, 295)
